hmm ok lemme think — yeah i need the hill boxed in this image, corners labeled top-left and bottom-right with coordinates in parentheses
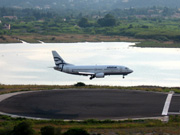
top-left (0, 0), bottom-right (180, 11)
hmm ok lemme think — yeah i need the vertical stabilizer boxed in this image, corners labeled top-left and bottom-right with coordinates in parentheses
top-left (52, 51), bottom-right (66, 67)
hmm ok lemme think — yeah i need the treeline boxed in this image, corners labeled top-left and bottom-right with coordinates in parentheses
top-left (1, 7), bottom-right (180, 42)
top-left (1, 0), bottom-right (180, 10)
top-left (0, 8), bottom-right (56, 20)
top-left (110, 6), bottom-right (177, 18)
top-left (0, 7), bottom-right (179, 19)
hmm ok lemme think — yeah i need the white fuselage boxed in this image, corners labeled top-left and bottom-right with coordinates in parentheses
top-left (54, 65), bottom-right (133, 76)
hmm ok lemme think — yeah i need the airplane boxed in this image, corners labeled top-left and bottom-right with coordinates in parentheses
top-left (52, 51), bottom-right (133, 80)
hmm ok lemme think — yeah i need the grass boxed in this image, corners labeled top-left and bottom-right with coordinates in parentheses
top-left (11, 34), bottom-right (141, 43)
top-left (135, 41), bottom-right (180, 48)
top-left (0, 115), bottom-right (180, 135)
top-left (0, 84), bottom-right (180, 95)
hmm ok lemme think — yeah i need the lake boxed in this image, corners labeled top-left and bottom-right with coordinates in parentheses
top-left (0, 42), bottom-right (180, 87)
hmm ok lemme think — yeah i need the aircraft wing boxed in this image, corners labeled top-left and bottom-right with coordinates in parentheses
top-left (78, 72), bottom-right (95, 76)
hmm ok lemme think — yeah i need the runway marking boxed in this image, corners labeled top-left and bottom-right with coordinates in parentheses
top-left (162, 91), bottom-right (174, 116)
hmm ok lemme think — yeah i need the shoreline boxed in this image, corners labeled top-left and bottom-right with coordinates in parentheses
top-left (1, 34), bottom-right (180, 48)
top-left (0, 34), bottom-right (141, 43)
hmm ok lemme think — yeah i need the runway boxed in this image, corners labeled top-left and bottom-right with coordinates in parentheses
top-left (0, 89), bottom-right (179, 120)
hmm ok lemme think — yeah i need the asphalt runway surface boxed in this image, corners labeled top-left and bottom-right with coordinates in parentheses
top-left (0, 89), bottom-right (179, 120)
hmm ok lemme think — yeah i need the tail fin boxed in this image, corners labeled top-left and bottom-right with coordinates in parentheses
top-left (52, 51), bottom-right (67, 67)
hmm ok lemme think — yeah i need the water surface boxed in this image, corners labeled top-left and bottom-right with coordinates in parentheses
top-left (0, 42), bottom-right (180, 87)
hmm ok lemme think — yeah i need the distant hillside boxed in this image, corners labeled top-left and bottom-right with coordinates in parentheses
top-left (0, 0), bottom-right (180, 11)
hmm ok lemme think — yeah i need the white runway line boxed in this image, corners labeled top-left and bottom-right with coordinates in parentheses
top-left (162, 91), bottom-right (174, 116)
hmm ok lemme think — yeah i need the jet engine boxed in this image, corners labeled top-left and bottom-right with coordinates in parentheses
top-left (95, 73), bottom-right (105, 78)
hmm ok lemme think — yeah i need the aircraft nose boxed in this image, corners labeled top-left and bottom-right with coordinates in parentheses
top-left (129, 69), bottom-right (133, 73)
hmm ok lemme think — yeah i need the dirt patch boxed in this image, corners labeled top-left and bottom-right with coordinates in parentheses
top-left (0, 35), bottom-right (21, 43)
top-left (1, 34), bottom-right (143, 43)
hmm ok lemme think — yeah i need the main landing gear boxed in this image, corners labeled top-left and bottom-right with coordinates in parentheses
top-left (90, 75), bottom-right (95, 80)
top-left (123, 75), bottom-right (125, 79)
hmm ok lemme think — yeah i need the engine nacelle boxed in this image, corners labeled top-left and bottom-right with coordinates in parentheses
top-left (95, 73), bottom-right (105, 78)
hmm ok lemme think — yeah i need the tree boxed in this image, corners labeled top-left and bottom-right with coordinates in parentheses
top-left (97, 14), bottom-right (116, 27)
top-left (11, 121), bottom-right (35, 135)
top-left (78, 17), bottom-right (89, 27)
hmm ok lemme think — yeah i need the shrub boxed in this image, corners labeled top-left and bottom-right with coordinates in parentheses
top-left (83, 119), bottom-right (100, 124)
top-left (63, 128), bottom-right (89, 135)
top-left (169, 115), bottom-right (180, 122)
top-left (41, 126), bottom-right (61, 135)
top-left (0, 129), bottom-right (11, 135)
top-left (11, 121), bottom-right (35, 135)
top-left (0, 36), bottom-right (6, 40)
top-left (51, 37), bottom-right (56, 40)
top-left (41, 126), bottom-right (55, 135)
top-left (74, 82), bottom-right (86, 87)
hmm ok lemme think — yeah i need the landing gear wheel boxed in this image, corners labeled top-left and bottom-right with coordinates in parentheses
top-left (90, 76), bottom-right (95, 80)
top-left (123, 75), bottom-right (125, 79)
